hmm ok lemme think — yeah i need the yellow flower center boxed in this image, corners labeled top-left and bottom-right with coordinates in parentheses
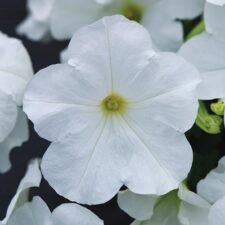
top-left (121, 1), bottom-right (144, 23)
top-left (100, 93), bottom-right (127, 115)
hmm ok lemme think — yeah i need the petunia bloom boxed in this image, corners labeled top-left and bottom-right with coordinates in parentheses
top-left (0, 32), bottom-right (33, 173)
top-left (23, 16), bottom-right (200, 205)
top-left (118, 183), bottom-right (210, 225)
top-left (18, 0), bottom-right (204, 51)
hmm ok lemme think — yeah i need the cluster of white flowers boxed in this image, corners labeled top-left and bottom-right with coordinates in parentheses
top-left (1, 0), bottom-right (225, 224)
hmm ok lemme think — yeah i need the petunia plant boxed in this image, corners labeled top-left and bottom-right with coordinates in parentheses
top-left (1, 0), bottom-right (225, 224)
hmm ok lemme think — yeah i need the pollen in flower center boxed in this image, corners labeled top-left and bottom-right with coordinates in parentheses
top-left (100, 93), bottom-right (127, 114)
top-left (121, 1), bottom-right (144, 23)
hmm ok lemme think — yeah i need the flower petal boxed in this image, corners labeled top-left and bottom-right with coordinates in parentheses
top-left (50, 0), bottom-right (103, 40)
top-left (0, 108), bottom-right (29, 173)
top-left (50, 203), bottom-right (103, 225)
top-left (23, 64), bottom-right (103, 142)
top-left (179, 33), bottom-right (225, 72)
top-left (209, 196), bottom-right (225, 225)
top-left (0, 32), bottom-right (33, 104)
top-left (145, 191), bottom-right (181, 225)
top-left (178, 184), bottom-right (210, 208)
top-left (0, 92), bottom-right (17, 142)
top-left (118, 190), bottom-right (157, 220)
top-left (17, 15), bottom-right (50, 41)
top-left (68, 16), bottom-right (153, 92)
top-left (207, 0), bottom-right (225, 5)
top-left (7, 197), bottom-right (50, 225)
top-left (205, 3), bottom-right (225, 38)
top-left (2, 159), bottom-right (41, 224)
top-left (179, 33), bottom-right (225, 99)
top-left (198, 70), bottom-right (225, 100)
top-left (197, 156), bottom-right (225, 204)
top-left (120, 116), bottom-right (193, 195)
top-left (122, 52), bottom-right (200, 132)
top-left (165, 0), bottom-right (204, 19)
top-left (27, 0), bottom-right (54, 21)
top-left (41, 116), bottom-right (132, 204)
top-left (178, 184), bottom-right (210, 225)
top-left (142, 0), bottom-right (182, 51)
top-left (178, 201), bottom-right (210, 225)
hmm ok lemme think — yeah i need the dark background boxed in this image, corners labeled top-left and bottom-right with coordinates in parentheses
top-left (0, 1), bottom-right (132, 224)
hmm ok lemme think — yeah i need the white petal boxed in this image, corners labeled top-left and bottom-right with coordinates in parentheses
top-left (50, 0), bottom-right (103, 40)
top-left (205, 3), bottom-right (225, 38)
top-left (179, 33), bottom-right (225, 99)
top-left (142, 1), bottom-right (182, 51)
top-left (178, 201), bottom-right (210, 225)
top-left (2, 159), bottom-right (41, 224)
top-left (7, 197), bottom-right (50, 225)
top-left (146, 191), bottom-right (181, 225)
top-left (0, 32), bottom-right (33, 104)
top-left (207, 0), bottom-right (225, 5)
top-left (50, 203), bottom-right (103, 225)
top-left (59, 47), bottom-right (68, 63)
top-left (68, 16), bottom-right (153, 92)
top-left (198, 70), bottom-right (225, 100)
top-left (122, 52), bottom-right (200, 132)
top-left (197, 156), bottom-right (225, 204)
top-left (117, 190), bottom-right (157, 220)
top-left (178, 184), bottom-right (210, 208)
top-left (27, 0), bottom-right (54, 22)
top-left (120, 117), bottom-right (193, 196)
top-left (0, 92), bottom-right (17, 142)
top-left (178, 184), bottom-right (210, 225)
top-left (16, 15), bottom-right (50, 41)
top-left (179, 33), bottom-right (225, 72)
top-left (0, 108), bottom-right (29, 173)
top-left (209, 196), bottom-right (225, 225)
top-left (41, 116), bottom-right (132, 204)
top-left (164, 0), bottom-right (204, 19)
top-left (23, 64), bottom-right (103, 142)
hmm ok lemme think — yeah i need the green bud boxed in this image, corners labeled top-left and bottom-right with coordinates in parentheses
top-left (211, 99), bottom-right (225, 116)
top-left (196, 101), bottom-right (223, 134)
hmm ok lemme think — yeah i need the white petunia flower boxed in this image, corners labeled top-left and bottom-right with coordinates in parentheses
top-left (118, 183), bottom-right (210, 225)
top-left (1, 159), bottom-right (42, 224)
top-left (0, 32), bottom-right (33, 173)
top-left (23, 16), bottom-right (200, 205)
top-left (197, 156), bottom-right (225, 225)
top-left (3, 197), bottom-right (103, 225)
top-left (19, 0), bottom-right (204, 51)
top-left (179, 2), bottom-right (225, 101)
